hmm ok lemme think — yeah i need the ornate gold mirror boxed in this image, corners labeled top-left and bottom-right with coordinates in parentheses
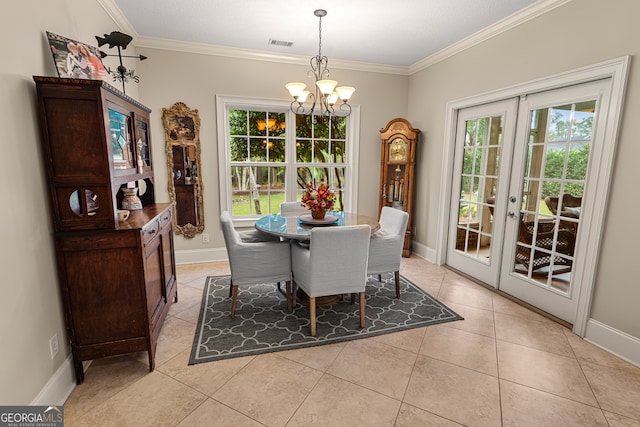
top-left (162, 102), bottom-right (204, 238)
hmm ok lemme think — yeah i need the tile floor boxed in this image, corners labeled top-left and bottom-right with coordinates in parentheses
top-left (63, 256), bottom-right (640, 426)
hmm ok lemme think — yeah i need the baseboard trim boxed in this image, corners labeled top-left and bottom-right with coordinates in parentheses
top-left (411, 241), bottom-right (436, 263)
top-left (584, 319), bottom-right (640, 368)
top-left (175, 247), bottom-right (227, 265)
top-left (31, 355), bottom-right (76, 406)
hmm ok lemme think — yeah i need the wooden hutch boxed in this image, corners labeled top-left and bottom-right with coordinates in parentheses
top-left (33, 77), bottom-right (177, 384)
top-left (379, 118), bottom-right (421, 257)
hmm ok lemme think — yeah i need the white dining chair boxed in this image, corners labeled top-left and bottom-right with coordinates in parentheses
top-left (291, 224), bottom-right (371, 336)
top-left (367, 206), bottom-right (409, 299)
top-left (220, 211), bottom-right (293, 318)
top-left (280, 201), bottom-right (309, 216)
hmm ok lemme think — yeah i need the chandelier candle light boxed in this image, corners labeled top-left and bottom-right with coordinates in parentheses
top-left (286, 9), bottom-right (355, 119)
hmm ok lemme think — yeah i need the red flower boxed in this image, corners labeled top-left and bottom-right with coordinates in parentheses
top-left (301, 180), bottom-right (335, 211)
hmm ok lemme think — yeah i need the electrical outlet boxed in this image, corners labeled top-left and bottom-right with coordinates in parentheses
top-left (49, 334), bottom-right (59, 359)
top-left (202, 233), bottom-right (210, 243)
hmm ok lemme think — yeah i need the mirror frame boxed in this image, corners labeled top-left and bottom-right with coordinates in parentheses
top-left (162, 102), bottom-right (205, 238)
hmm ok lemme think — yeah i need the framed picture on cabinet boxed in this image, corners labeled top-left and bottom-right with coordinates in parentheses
top-left (46, 31), bottom-right (106, 80)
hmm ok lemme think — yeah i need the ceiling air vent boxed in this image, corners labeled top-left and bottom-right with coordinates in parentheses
top-left (269, 39), bottom-right (294, 48)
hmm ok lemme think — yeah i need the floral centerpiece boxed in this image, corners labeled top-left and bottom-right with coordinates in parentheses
top-left (301, 179), bottom-right (335, 219)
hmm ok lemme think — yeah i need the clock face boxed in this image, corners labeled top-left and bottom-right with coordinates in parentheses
top-left (389, 138), bottom-right (407, 161)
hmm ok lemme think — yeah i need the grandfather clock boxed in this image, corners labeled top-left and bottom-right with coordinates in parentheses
top-left (379, 118), bottom-right (421, 257)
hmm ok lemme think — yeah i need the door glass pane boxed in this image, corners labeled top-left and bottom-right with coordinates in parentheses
top-left (454, 115), bottom-right (503, 262)
top-left (513, 100), bottom-right (595, 294)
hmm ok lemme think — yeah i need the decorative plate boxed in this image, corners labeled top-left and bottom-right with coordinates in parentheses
top-left (298, 213), bottom-right (339, 225)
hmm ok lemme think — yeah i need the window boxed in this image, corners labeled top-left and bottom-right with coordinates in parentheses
top-left (216, 96), bottom-right (360, 226)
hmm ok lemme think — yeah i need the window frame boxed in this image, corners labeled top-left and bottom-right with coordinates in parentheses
top-left (216, 95), bottom-right (360, 227)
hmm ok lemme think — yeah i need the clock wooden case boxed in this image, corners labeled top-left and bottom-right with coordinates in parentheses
top-left (33, 77), bottom-right (177, 384)
top-left (379, 118), bottom-right (421, 257)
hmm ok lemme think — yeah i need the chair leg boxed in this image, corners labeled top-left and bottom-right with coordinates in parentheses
top-left (292, 281), bottom-right (298, 307)
top-left (394, 271), bottom-right (400, 299)
top-left (285, 280), bottom-right (292, 312)
top-left (359, 291), bottom-right (365, 328)
top-left (350, 293), bottom-right (356, 304)
top-left (309, 296), bottom-right (316, 337)
top-left (228, 282), bottom-right (233, 297)
top-left (230, 285), bottom-right (239, 319)
top-left (377, 274), bottom-right (382, 282)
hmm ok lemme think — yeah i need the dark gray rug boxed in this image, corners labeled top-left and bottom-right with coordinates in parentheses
top-left (189, 274), bottom-right (463, 365)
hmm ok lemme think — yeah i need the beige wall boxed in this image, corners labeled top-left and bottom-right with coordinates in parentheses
top-left (1, 0), bottom-right (141, 404)
top-left (407, 0), bottom-right (640, 338)
top-left (135, 49), bottom-right (409, 251)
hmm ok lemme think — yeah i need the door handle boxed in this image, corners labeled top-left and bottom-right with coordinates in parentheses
top-left (508, 211), bottom-right (516, 218)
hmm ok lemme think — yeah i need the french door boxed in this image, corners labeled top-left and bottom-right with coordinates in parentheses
top-left (499, 79), bottom-right (611, 323)
top-left (448, 78), bottom-right (612, 324)
top-left (446, 100), bottom-right (517, 286)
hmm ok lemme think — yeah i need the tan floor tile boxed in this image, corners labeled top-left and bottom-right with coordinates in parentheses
top-left (371, 326), bottom-right (427, 354)
top-left (287, 374), bottom-right (401, 427)
top-left (494, 311), bottom-right (573, 357)
top-left (500, 379), bottom-right (608, 426)
top-left (442, 269), bottom-right (482, 289)
top-left (421, 325), bottom-right (497, 376)
top-left (278, 342), bottom-right (346, 371)
top-left (212, 353), bottom-right (322, 426)
top-left (492, 293), bottom-right (556, 324)
top-left (71, 371), bottom-right (206, 427)
top-left (581, 361), bottom-right (640, 421)
top-left (437, 281), bottom-right (494, 311)
top-left (63, 356), bottom-right (149, 423)
top-left (401, 256), bottom-right (446, 281)
top-left (564, 330), bottom-right (638, 371)
top-left (176, 262), bottom-right (227, 285)
top-left (154, 315), bottom-right (197, 366)
top-left (395, 403), bottom-right (464, 426)
top-left (326, 338), bottom-right (417, 400)
top-left (157, 348), bottom-right (254, 396)
top-left (441, 301), bottom-right (495, 338)
top-left (404, 356), bottom-right (501, 426)
top-left (603, 411), bottom-right (640, 427)
top-left (497, 340), bottom-right (597, 406)
top-left (177, 398), bottom-right (263, 426)
top-left (169, 284), bottom-right (206, 323)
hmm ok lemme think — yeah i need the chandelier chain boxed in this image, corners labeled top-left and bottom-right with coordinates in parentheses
top-left (285, 9), bottom-right (354, 119)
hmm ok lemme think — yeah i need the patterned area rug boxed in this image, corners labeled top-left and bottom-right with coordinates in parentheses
top-left (189, 274), bottom-right (463, 365)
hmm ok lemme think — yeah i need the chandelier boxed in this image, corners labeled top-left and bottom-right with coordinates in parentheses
top-left (285, 9), bottom-right (355, 119)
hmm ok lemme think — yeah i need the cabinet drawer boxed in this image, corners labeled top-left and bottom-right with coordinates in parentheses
top-left (159, 208), bottom-right (172, 230)
top-left (142, 220), bottom-right (160, 245)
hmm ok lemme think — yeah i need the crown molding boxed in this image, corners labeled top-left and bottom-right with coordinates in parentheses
top-left (135, 36), bottom-right (410, 76)
top-left (95, 0), bottom-right (139, 38)
top-left (409, 0), bottom-right (571, 74)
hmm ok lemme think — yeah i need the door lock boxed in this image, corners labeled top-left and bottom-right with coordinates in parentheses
top-left (510, 196), bottom-right (517, 203)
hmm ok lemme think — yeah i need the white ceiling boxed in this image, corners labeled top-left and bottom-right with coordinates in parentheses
top-left (109, 0), bottom-right (559, 69)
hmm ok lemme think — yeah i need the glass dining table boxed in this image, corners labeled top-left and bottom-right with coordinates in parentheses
top-left (255, 211), bottom-right (380, 241)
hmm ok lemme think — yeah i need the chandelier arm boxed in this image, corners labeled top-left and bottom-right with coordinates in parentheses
top-left (285, 9), bottom-right (352, 120)
top-left (338, 102), bottom-right (352, 116)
